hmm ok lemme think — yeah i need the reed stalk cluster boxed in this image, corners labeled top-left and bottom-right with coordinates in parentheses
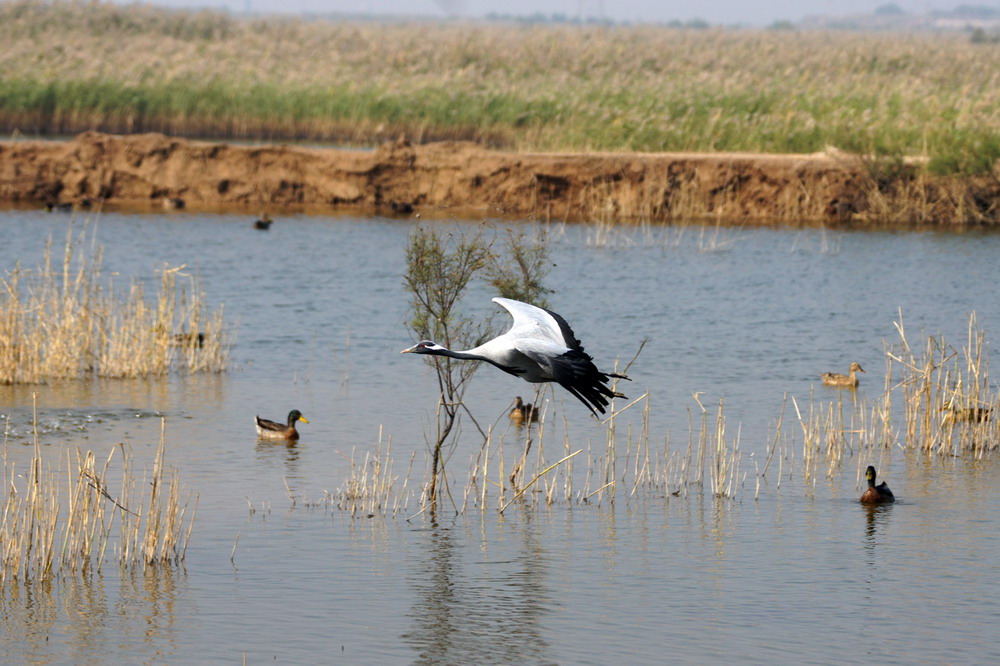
top-left (789, 311), bottom-right (1000, 491)
top-left (322, 379), bottom-right (748, 518)
top-left (331, 426), bottom-right (413, 518)
top-left (1, 411), bottom-right (196, 583)
top-left (0, 225), bottom-right (231, 384)
top-left (2, 2), bottom-right (999, 175)
top-left (889, 312), bottom-right (999, 457)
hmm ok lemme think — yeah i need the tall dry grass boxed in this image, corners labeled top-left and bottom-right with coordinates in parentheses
top-left (1, 2), bottom-right (999, 174)
top-left (331, 426), bottom-right (413, 518)
top-left (789, 310), bottom-right (1000, 481)
top-left (887, 312), bottom-right (1000, 457)
top-left (0, 225), bottom-right (231, 384)
top-left (324, 386), bottom-right (748, 519)
top-left (1, 406), bottom-right (196, 583)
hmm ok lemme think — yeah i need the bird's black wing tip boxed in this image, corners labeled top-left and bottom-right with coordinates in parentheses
top-left (561, 382), bottom-right (606, 417)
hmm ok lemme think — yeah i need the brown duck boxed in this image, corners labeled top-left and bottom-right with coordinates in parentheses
top-left (941, 405), bottom-right (991, 423)
top-left (821, 362), bottom-right (864, 388)
top-left (509, 396), bottom-right (539, 425)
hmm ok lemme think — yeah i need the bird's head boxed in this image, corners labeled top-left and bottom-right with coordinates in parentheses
top-left (865, 465), bottom-right (877, 484)
top-left (851, 362), bottom-right (865, 373)
top-left (288, 410), bottom-right (309, 424)
top-left (400, 340), bottom-right (443, 355)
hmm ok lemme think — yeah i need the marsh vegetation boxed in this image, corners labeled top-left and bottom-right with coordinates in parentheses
top-left (2, 211), bottom-right (1000, 662)
top-left (0, 225), bottom-right (232, 384)
top-left (2, 1), bottom-right (999, 175)
top-left (1, 411), bottom-right (195, 582)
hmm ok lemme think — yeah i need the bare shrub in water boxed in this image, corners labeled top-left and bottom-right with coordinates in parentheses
top-left (0, 225), bottom-right (232, 383)
top-left (403, 225), bottom-right (551, 514)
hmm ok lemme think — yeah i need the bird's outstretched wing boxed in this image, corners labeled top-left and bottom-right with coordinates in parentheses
top-left (494, 297), bottom-right (629, 416)
top-left (493, 297), bottom-right (573, 348)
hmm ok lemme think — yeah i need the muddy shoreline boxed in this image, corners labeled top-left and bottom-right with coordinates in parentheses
top-left (1, 132), bottom-right (996, 224)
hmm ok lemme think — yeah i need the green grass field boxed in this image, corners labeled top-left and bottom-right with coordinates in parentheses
top-left (2, 1), bottom-right (999, 173)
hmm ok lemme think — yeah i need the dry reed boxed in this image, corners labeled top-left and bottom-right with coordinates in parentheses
top-left (0, 224), bottom-right (231, 384)
top-left (886, 311), bottom-right (1000, 456)
top-left (330, 385), bottom-right (754, 518)
top-left (787, 310), bottom-right (1000, 481)
top-left (331, 426), bottom-right (411, 518)
top-left (1, 405), bottom-right (196, 583)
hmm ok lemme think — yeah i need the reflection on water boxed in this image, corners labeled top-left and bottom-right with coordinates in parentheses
top-left (1, 567), bottom-right (187, 663)
top-left (255, 439), bottom-right (302, 480)
top-left (403, 517), bottom-right (551, 665)
top-left (862, 503), bottom-right (893, 550)
top-left (2, 210), bottom-right (1000, 662)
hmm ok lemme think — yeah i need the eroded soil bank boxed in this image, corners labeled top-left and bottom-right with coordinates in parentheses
top-left (1, 132), bottom-right (997, 224)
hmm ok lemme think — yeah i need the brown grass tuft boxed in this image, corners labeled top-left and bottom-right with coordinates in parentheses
top-left (2, 404), bottom-right (196, 583)
top-left (0, 224), bottom-right (232, 384)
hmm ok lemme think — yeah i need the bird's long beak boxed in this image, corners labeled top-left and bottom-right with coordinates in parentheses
top-left (400, 346), bottom-right (415, 354)
top-left (299, 416), bottom-right (310, 423)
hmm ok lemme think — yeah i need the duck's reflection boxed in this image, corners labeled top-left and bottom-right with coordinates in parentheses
top-left (255, 439), bottom-right (301, 477)
top-left (1, 565), bottom-right (186, 662)
top-left (861, 502), bottom-right (895, 605)
top-left (863, 503), bottom-right (893, 551)
top-left (402, 516), bottom-right (552, 664)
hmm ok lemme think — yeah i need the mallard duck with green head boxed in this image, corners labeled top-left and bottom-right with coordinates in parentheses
top-left (859, 465), bottom-right (894, 504)
top-left (256, 409), bottom-right (309, 440)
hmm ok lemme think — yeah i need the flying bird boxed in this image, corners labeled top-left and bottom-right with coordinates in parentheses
top-left (401, 297), bottom-right (629, 416)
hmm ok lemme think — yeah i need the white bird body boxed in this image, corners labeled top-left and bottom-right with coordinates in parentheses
top-left (402, 298), bottom-right (629, 415)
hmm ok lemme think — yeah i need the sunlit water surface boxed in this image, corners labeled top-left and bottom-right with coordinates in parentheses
top-left (2, 209), bottom-right (1000, 663)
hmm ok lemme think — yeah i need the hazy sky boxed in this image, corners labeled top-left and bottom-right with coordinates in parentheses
top-left (144, 0), bottom-right (984, 26)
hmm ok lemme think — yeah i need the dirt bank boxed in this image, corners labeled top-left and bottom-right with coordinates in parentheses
top-left (1, 132), bottom-right (996, 224)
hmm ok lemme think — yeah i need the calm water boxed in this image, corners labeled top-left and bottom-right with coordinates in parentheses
top-left (2, 209), bottom-right (1000, 663)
